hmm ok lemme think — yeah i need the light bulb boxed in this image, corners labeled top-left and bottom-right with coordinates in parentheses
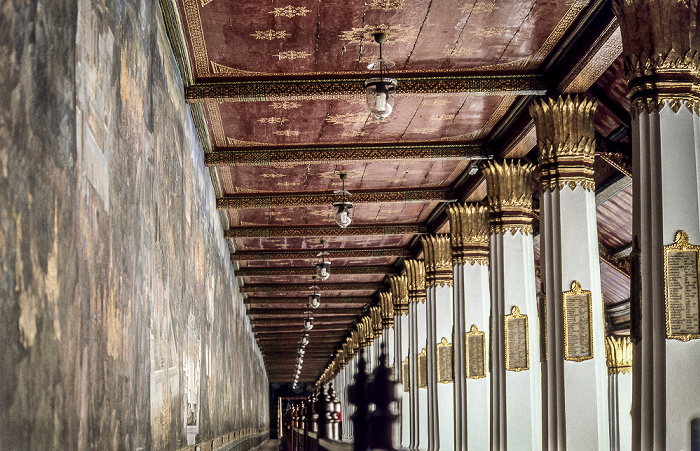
top-left (375, 90), bottom-right (387, 112)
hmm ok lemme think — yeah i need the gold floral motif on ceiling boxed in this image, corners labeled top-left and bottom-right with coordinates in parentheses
top-left (274, 130), bottom-right (301, 137)
top-left (369, 0), bottom-right (405, 10)
top-left (258, 117), bottom-right (289, 125)
top-left (251, 30), bottom-right (290, 40)
top-left (211, 61), bottom-right (266, 77)
top-left (269, 5), bottom-right (311, 18)
top-left (261, 173), bottom-right (287, 179)
top-left (339, 24), bottom-right (418, 45)
top-left (408, 127), bottom-right (441, 135)
top-left (272, 101), bottom-right (302, 109)
top-left (470, 27), bottom-right (507, 38)
top-left (274, 50), bottom-right (311, 60)
top-left (226, 137), bottom-right (268, 146)
top-left (325, 112), bottom-right (370, 126)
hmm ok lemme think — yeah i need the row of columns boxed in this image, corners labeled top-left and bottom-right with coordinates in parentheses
top-left (321, 2), bottom-right (700, 448)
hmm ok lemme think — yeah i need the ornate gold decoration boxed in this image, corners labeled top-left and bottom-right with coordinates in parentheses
top-left (388, 274), bottom-right (409, 315)
top-left (469, 27), bottom-right (507, 38)
top-left (379, 292), bottom-right (394, 327)
top-left (404, 259), bottom-right (427, 304)
top-left (504, 306), bottom-right (529, 372)
top-left (421, 235), bottom-right (453, 287)
top-left (182, 0), bottom-right (210, 77)
top-left (211, 61), bottom-right (264, 77)
top-left (258, 117), bottom-right (289, 125)
top-left (251, 30), bottom-right (290, 40)
top-left (339, 24), bottom-right (418, 45)
top-left (269, 6), bottom-right (311, 17)
top-left (231, 248), bottom-right (411, 261)
top-left (612, 0), bottom-right (700, 113)
top-left (437, 337), bottom-right (454, 383)
top-left (605, 335), bottom-right (632, 375)
top-left (562, 281), bottom-right (594, 362)
top-left (325, 112), bottom-right (370, 126)
top-left (225, 225), bottom-right (427, 238)
top-left (274, 50), bottom-right (311, 61)
top-left (351, 330), bottom-right (359, 352)
top-left (370, 305), bottom-right (383, 338)
top-left (418, 348), bottom-right (428, 388)
top-left (480, 160), bottom-right (535, 235)
top-left (205, 143), bottom-right (483, 167)
top-left (664, 230), bottom-right (700, 341)
top-left (272, 101), bottom-right (301, 109)
top-left (369, 0), bottom-right (405, 10)
top-left (273, 130), bottom-right (300, 137)
top-left (530, 95), bottom-right (597, 192)
top-left (446, 203), bottom-right (489, 265)
top-left (408, 127), bottom-right (441, 135)
top-left (402, 356), bottom-right (410, 392)
top-left (217, 189), bottom-right (455, 209)
top-left (465, 325), bottom-right (486, 379)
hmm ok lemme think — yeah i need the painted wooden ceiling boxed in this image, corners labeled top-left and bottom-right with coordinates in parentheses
top-left (164, 0), bottom-right (633, 384)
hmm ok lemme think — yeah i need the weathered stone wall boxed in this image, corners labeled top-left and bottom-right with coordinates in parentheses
top-left (0, 1), bottom-right (268, 450)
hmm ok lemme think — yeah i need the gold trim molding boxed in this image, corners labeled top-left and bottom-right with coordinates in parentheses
top-left (388, 274), bottom-right (409, 315)
top-left (530, 95), bottom-right (597, 193)
top-left (605, 335), bottom-right (632, 375)
top-left (481, 160), bottom-right (535, 235)
top-left (404, 259), bottom-right (427, 304)
top-left (421, 234), bottom-right (454, 287)
top-left (446, 203), bottom-right (489, 265)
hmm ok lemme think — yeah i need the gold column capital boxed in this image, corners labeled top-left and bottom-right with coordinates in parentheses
top-left (361, 315), bottom-right (374, 345)
top-left (612, 0), bottom-right (700, 113)
top-left (480, 159), bottom-right (535, 235)
top-left (370, 305), bottom-right (383, 338)
top-left (446, 202), bottom-right (489, 266)
top-left (605, 335), bottom-right (633, 375)
top-left (404, 259), bottom-right (427, 304)
top-left (388, 274), bottom-right (409, 315)
top-left (421, 234), bottom-right (453, 287)
top-left (351, 330), bottom-right (359, 352)
top-left (530, 95), bottom-right (597, 192)
top-left (379, 291), bottom-right (395, 327)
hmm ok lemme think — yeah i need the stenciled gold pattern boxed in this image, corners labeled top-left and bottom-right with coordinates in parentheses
top-left (257, 117), bottom-right (288, 125)
top-left (269, 5), bottom-right (311, 18)
top-left (379, 292), bottom-right (394, 327)
top-left (404, 259), bottom-right (427, 304)
top-left (447, 203), bottom-right (489, 265)
top-left (605, 335), bottom-right (632, 375)
top-left (369, 0), bottom-right (405, 10)
top-left (251, 30), bottom-right (289, 40)
top-left (421, 234), bottom-right (453, 287)
top-left (274, 51), bottom-right (311, 61)
top-left (325, 112), bottom-right (371, 126)
top-left (388, 274), bottom-right (409, 315)
top-left (481, 160), bottom-right (535, 235)
top-left (339, 24), bottom-right (418, 45)
top-left (530, 95), bottom-right (597, 192)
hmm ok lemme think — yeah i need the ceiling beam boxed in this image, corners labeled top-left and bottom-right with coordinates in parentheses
top-left (242, 282), bottom-right (381, 293)
top-left (232, 247), bottom-right (411, 261)
top-left (216, 189), bottom-right (456, 209)
top-left (244, 296), bottom-right (371, 305)
top-left (226, 224), bottom-right (428, 238)
top-left (205, 142), bottom-right (486, 166)
top-left (237, 266), bottom-right (391, 276)
top-left (184, 73), bottom-right (546, 103)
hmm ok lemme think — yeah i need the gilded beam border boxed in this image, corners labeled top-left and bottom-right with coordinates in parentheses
top-left (231, 248), bottom-right (411, 260)
top-left (225, 225), bottom-right (428, 238)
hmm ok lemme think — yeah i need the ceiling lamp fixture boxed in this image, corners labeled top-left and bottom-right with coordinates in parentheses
top-left (309, 276), bottom-right (322, 309)
top-left (304, 310), bottom-right (314, 331)
top-left (365, 32), bottom-right (397, 120)
top-left (333, 173), bottom-right (354, 228)
top-left (315, 239), bottom-right (331, 281)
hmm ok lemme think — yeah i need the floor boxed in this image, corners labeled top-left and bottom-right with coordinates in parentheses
top-left (249, 439), bottom-right (281, 450)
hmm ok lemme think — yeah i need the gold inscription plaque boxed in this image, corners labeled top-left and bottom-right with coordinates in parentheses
top-left (465, 325), bottom-right (486, 379)
top-left (664, 230), bottom-right (700, 341)
top-left (539, 291), bottom-right (547, 362)
top-left (563, 281), bottom-right (594, 361)
top-left (402, 356), bottom-right (410, 392)
top-left (504, 306), bottom-right (529, 372)
top-left (418, 348), bottom-right (428, 389)
top-left (437, 337), bottom-right (454, 383)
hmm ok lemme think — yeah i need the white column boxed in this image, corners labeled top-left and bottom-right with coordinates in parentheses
top-left (422, 235), bottom-right (455, 450)
top-left (606, 336), bottom-right (633, 451)
top-left (612, 2), bottom-right (700, 448)
top-left (530, 95), bottom-right (610, 449)
top-left (406, 259), bottom-right (428, 450)
top-left (483, 160), bottom-right (542, 450)
top-left (389, 274), bottom-right (411, 449)
top-left (447, 203), bottom-right (491, 450)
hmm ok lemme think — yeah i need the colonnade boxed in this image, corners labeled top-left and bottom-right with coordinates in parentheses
top-left (318, 1), bottom-right (700, 448)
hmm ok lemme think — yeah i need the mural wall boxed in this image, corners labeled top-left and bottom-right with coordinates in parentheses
top-left (0, 1), bottom-right (268, 449)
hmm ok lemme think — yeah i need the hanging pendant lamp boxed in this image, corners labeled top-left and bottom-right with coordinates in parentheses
top-left (365, 32), bottom-right (397, 120)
